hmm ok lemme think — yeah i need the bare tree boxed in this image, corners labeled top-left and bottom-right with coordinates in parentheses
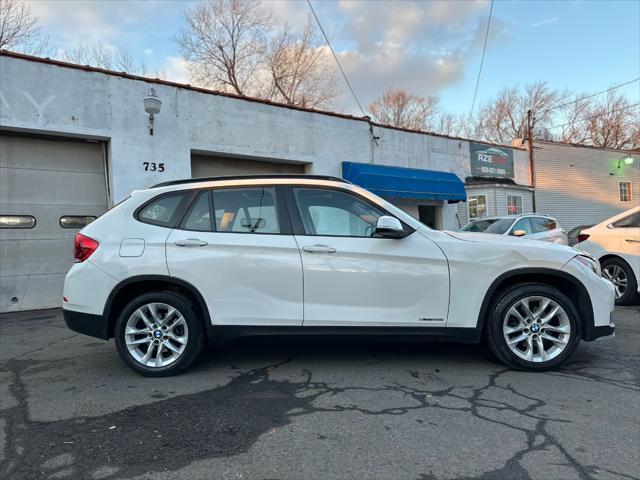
top-left (176, 0), bottom-right (274, 96)
top-left (368, 87), bottom-right (440, 131)
top-left (61, 44), bottom-right (147, 74)
top-left (554, 94), bottom-right (592, 144)
top-left (0, 0), bottom-right (47, 54)
top-left (434, 112), bottom-right (470, 138)
top-left (266, 20), bottom-right (336, 109)
top-left (472, 82), bottom-right (564, 143)
top-left (583, 91), bottom-right (639, 149)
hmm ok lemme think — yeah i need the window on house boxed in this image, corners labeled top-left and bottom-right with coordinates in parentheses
top-left (506, 195), bottom-right (523, 215)
top-left (468, 195), bottom-right (487, 219)
top-left (619, 182), bottom-right (632, 202)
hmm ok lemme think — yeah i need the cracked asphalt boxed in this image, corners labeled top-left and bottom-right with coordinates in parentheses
top-left (0, 307), bottom-right (638, 480)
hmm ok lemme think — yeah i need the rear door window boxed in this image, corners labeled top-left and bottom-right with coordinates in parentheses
top-left (181, 191), bottom-right (212, 232)
top-left (213, 187), bottom-right (280, 234)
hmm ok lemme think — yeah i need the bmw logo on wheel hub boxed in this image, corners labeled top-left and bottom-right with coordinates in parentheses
top-left (530, 324), bottom-right (540, 333)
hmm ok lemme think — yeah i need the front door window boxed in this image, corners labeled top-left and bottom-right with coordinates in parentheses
top-left (292, 187), bottom-right (385, 237)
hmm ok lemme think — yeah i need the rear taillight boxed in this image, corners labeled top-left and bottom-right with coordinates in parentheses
top-left (577, 233), bottom-right (590, 243)
top-left (74, 233), bottom-right (99, 262)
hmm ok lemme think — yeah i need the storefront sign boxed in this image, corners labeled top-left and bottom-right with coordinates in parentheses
top-left (469, 143), bottom-right (514, 179)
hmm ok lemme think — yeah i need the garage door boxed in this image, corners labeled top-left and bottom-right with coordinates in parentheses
top-left (192, 154), bottom-right (306, 178)
top-left (0, 134), bottom-right (108, 312)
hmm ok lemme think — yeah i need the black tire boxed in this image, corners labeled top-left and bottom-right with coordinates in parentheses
top-left (114, 291), bottom-right (205, 377)
top-left (601, 257), bottom-right (639, 306)
top-left (485, 283), bottom-right (581, 371)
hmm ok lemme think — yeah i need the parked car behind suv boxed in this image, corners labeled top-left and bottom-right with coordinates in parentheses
top-left (63, 175), bottom-right (615, 376)
top-left (575, 206), bottom-right (640, 305)
top-left (567, 224), bottom-right (594, 247)
top-left (460, 214), bottom-right (568, 245)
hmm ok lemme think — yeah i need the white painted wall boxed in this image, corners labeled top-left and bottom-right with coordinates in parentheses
top-left (0, 54), bottom-right (530, 231)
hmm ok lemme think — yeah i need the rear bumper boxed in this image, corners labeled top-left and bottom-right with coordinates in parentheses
top-left (63, 308), bottom-right (109, 340)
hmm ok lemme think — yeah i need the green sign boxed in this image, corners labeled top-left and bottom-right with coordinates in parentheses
top-left (469, 143), bottom-right (514, 179)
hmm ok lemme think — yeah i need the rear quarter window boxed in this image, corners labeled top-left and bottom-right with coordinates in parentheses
top-left (137, 192), bottom-right (191, 227)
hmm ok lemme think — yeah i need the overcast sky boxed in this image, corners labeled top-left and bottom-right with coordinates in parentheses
top-left (28, 0), bottom-right (640, 116)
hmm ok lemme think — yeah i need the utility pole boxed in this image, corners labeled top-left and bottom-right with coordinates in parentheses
top-left (527, 109), bottom-right (537, 212)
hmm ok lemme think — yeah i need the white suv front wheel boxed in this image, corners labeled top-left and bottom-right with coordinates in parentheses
top-left (115, 292), bottom-right (204, 376)
top-left (486, 284), bottom-right (581, 371)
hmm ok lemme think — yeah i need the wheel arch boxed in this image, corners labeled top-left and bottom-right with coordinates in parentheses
top-left (598, 253), bottom-right (636, 275)
top-left (103, 275), bottom-right (212, 339)
top-left (477, 268), bottom-right (594, 340)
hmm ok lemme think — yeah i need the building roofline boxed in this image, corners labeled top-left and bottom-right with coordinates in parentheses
top-left (531, 138), bottom-right (639, 154)
top-left (0, 50), bottom-right (526, 151)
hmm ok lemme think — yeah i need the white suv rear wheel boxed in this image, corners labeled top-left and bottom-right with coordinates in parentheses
top-left (115, 292), bottom-right (204, 377)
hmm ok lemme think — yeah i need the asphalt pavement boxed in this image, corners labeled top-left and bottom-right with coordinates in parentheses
top-left (1, 306), bottom-right (638, 480)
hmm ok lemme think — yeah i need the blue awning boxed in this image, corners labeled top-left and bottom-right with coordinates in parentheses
top-left (342, 162), bottom-right (467, 202)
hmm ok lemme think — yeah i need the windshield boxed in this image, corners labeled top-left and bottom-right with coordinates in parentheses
top-left (461, 219), bottom-right (499, 232)
top-left (483, 218), bottom-right (516, 235)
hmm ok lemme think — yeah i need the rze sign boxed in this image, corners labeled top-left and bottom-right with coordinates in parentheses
top-left (469, 143), bottom-right (514, 179)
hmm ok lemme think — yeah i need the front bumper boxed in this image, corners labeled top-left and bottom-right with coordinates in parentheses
top-left (582, 311), bottom-right (615, 342)
top-left (63, 309), bottom-right (109, 340)
top-left (562, 257), bottom-right (616, 342)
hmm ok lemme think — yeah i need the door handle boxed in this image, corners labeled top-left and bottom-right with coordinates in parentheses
top-left (175, 238), bottom-right (208, 247)
top-left (625, 239), bottom-right (640, 243)
top-left (302, 244), bottom-right (337, 254)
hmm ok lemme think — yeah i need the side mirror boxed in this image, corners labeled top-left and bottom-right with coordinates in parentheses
top-left (376, 216), bottom-right (406, 238)
top-left (512, 229), bottom-right (527, 237)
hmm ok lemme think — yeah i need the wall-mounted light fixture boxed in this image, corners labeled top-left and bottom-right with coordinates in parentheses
top-left (143, 88), bottom-right (162, 136)
top-left (618, 157), bottom-right (635, 168)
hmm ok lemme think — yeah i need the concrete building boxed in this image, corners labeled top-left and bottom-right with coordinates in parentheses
top-left (0, 51), bottom-right (530, 312)
top-left (524, 140), bottom-right (640, 230)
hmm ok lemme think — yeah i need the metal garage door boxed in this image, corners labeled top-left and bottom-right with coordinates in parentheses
top-left (191, 154), bottom-right (306, 178)
top-left (0, 134), bottom-right (107, 312)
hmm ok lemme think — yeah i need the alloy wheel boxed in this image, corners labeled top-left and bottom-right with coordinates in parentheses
top-left (124, 302), bottom-right (189, 368)
top-left (502, 296), bottom-right (571, 363)
top-left (602, 264), bottom-right (627, 299)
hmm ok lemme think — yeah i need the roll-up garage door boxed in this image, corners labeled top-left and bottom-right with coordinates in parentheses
top-left (191, 154), bottom-right (306, 178)
top-left (0, 134), bottom-right (108, 312)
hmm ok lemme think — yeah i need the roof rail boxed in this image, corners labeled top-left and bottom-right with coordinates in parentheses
top-left (151, 174), bottom-right (350, 189)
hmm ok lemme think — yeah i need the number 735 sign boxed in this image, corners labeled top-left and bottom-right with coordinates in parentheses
top-left (143, 162), bottom-right (165, 172)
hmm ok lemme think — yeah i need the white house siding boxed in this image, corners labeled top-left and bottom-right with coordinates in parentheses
top-left (534, 141), bottom-right (640, 230)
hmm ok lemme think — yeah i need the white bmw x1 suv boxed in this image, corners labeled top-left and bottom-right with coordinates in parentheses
top-left (63, 175), bottom-right (615, 376)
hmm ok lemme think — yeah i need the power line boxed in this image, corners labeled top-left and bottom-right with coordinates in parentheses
top-left (306, 0), bottom-right (366, 116)
top-left (538, 77), bottom-right (640, 116)
top-left (469, 0), bottom-right (494, 119)
top-left (547, 102), bottom-right (640, 130)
